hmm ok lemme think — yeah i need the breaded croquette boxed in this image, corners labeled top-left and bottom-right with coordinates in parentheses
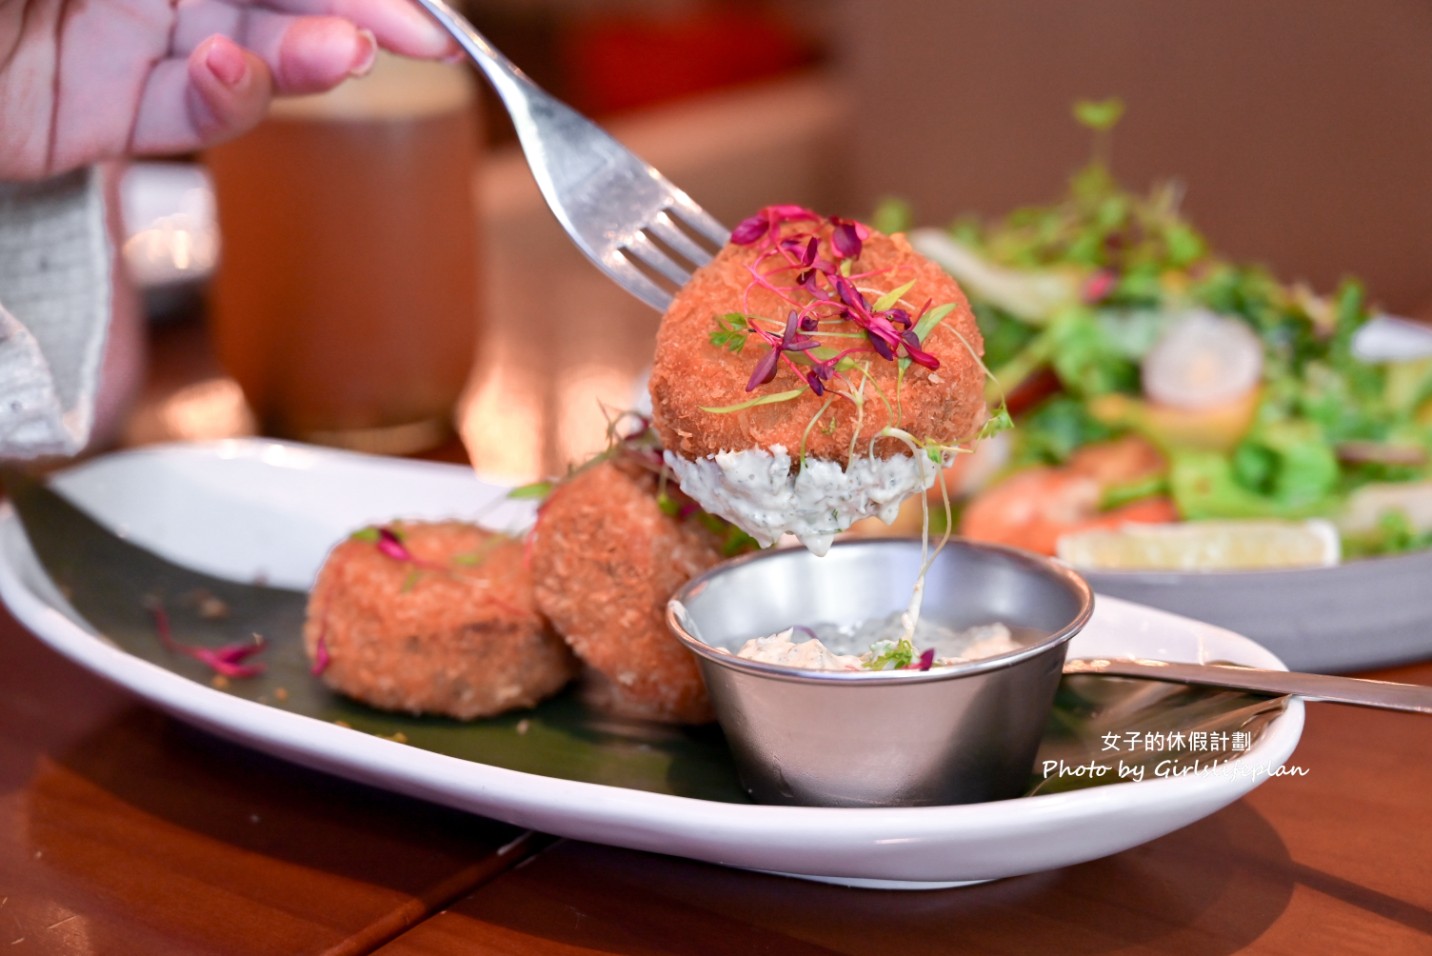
top-left (304, 521), bottom-right (576, 719)
top-left (529, 459), bottom-right (731, 724)
top-left (648, 206), bottom-right (987, 553)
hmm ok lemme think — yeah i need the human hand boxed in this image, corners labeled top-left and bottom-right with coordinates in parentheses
top-left (0, 1), bottom-right (459, 180)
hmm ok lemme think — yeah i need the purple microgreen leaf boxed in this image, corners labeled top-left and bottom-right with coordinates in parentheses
top-left (780, 310), bottom-right (819, 352)
top-left (767, 203), bottom-right (820, 223)
top-left (746, 346), bottom-right (781, 391)
top-left (193, 637), bottom-right (268, 678)
top-left (915, 648), bottom-right (936, 671)
top-left (376, 527), bottom-right (413, 562)
top-left (731, 215), bottom-right (770, 245)
top-left (798, 314), bottom-right (820, 332)
top-left (868, 332), bottom-right (896, 361)
top-left (805, 370), bottom-right (826, 396)
top-left (900, 331), bottom-right (941, 369)
top-left (734, 204), bottom-right (819, 246)
top-left (779, 236), bottom-right (808, 258)
top-left (834, 275), bottom-right (870, 316)
top-left (146, 596), bottom-right (267, 679)
top-left (796, 269), bottom-right (831, 300)
top-left (831, 218), bottom-right (863, 258)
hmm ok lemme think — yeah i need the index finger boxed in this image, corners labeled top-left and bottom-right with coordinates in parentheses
top-left (255, 0), bottom-right (457, 58)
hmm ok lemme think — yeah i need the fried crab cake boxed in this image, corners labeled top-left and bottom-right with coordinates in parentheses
top-left (649, 205), bottom-right (986, 553)
top-left (529, 459), bottom-right (728, 724)
top-left (304, 521), bottom-right (576, 719)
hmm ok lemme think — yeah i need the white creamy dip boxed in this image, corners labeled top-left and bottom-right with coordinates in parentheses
top-left (734, 629), bottom-right (864, 671)
top-left (733, 616), bottom-right (1018, 672)
top-left (664, 445), bottom-right (938, 555)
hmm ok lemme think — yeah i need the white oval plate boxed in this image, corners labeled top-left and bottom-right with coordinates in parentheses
top-left (0, 439), bottom-right (1304, 889)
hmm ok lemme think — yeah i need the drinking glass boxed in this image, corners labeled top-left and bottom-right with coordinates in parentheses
top-left (205, 53), bottom-right (482, 454)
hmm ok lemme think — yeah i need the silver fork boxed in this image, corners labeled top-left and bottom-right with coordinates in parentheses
top-left (411, 0), bottom-right (729, 311)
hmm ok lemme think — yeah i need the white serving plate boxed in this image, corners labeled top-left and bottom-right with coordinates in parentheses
top-left (0, 439), bottom-right (1304, 889)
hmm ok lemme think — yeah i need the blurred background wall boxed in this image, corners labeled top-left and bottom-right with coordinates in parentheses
top-left (464, 0), bottom-right (1432, 312)
top-left (829, 0), bottom-right (1432, 315)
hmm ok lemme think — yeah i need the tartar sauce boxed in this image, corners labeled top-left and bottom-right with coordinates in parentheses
top-left (665, 445), bottom-right (938, 555)
top-left (733, 616), bottom-right (1018, 672)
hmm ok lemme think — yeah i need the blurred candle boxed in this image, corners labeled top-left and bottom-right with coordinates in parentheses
top-left (205, 53), bottom-right (481, 454)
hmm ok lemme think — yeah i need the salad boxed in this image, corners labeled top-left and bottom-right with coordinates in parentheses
top-left (878, 99), bottom-right (1432, 568)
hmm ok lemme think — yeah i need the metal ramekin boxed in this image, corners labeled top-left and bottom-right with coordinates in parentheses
top-left (668, 538), bottom-right (1094, 807)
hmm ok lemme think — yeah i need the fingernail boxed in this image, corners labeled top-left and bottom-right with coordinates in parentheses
top-left (350, 29), bottom-right (378, 77)
top-left (205, 38), bottom-right (248, 87)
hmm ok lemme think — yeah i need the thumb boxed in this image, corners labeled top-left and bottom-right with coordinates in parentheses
top-left (186, 35), bottom-right (275, 147)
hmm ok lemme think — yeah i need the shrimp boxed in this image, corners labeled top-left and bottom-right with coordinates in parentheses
top-left (960, 436), bottom-right (1178, 555)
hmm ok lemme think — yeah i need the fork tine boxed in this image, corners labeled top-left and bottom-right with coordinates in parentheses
top-left (647, 211), bottom-right (716, 270)
top-left (665, 193), bottom-right (730, 249)
top-left (622, 232), bottom-right (695, 288)
top-left (602, 251), bottom-right (675, 312)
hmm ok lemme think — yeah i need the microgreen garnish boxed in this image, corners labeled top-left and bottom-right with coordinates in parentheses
top-left (873, 279), bottom-right (918, 313)
top-left (375, 527), bottom-right (414, 562)
top-left (865, 638), bottom-right (915, 670)
top-left (708, 313), bottom-right (750, 353)
top-left (1073, 97), bottom-right (1125, 131)
top-left (354, 524), bottom-right (432, 566)
top-left (699, 387), bottom-right (807, 414)
top-left (352, 523), bottom-right (505, 579)
top-left (977, 403), bottom-right (1014, 441)
top-left (507, 481), bottom-right (554, 500)
top-left (906, 302), bottom-right (957, 359)
top-left (709, 206), bottom-right (955, 410)
top-left (146, 596), bottom-right (266, 679)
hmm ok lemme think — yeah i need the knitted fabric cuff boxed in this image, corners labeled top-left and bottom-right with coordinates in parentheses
top-left (0, 167), bottom-right (111, 459)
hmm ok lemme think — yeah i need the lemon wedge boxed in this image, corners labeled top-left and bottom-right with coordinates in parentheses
top-left (1056, 520), bottom-right (1340, 571)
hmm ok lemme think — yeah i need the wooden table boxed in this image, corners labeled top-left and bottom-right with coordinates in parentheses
top-left (2, 599), bottom-right (1429, 955)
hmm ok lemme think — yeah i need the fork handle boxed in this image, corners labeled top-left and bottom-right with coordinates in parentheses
top-left (410, 0), bottom-right (535, 105)
top-left (1064, 657), bottom-right (1432, 714)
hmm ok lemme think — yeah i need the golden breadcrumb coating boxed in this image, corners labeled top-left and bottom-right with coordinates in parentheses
top-left (304, 521), bottom-right (575, 719)
top-left (650, 221), bottom-right (985, 463)
top-left (529, 460), bottom-right (725, 724)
